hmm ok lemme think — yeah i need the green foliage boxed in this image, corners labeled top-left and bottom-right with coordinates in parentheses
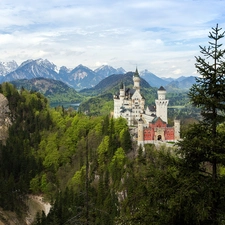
top-left (0, 83), bottom-right (51, 213)
top-left (109, 147), bottom-right (126, 185)
top-left (79, 93), bottom-right (113, 116)
top-left (97, 136), bottom-right (110, 171)
top-left (30, 175), bottom-right (41, 193)
top-left (141, 87), bottom-right (157, 105)
top-left (31, 112), bottom-right (128, 224)
top-left (70, 166), bottom-right (86, 191)
top-left (119, 127), bottom-right (132, 152)
top-left (167, 91), bottom-right (190, 106)
top-left (118, 144), bottom-right (175, 224)
top-left (177, 24), bottom-right (225, 224)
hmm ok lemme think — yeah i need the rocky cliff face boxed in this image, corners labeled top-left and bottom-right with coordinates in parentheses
top-left (0, 208), bottom-right (25, 225)
top-left (0, 94), bottom-right (11, 144)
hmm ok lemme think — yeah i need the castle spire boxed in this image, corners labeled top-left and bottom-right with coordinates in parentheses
top-left (133, 67), bottom-right (140, 91)
top-left (120, 82), bottom-right (124, 89)
top-left (134, 67), bottom-right (140, 77)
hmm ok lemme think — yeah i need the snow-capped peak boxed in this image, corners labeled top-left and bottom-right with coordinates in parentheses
top-left (0, 60), bottom-right (18, 76)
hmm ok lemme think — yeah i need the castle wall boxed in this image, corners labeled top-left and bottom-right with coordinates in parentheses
top-left (142, 118), bottom-right (175, 142)
top-left (144, 128), bottom-right (154, 141)
top-left (113, 98), bottom-right (121, 118)
top-left (164, 127), bottom-right (175, 140)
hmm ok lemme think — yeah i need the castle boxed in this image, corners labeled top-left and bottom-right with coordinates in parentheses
top-left (113, 68), bottom-right (180, 146)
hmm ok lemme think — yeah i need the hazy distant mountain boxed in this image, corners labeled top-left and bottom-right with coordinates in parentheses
top-left (160, 77), bottom-right (174, 82)
top-left (94, 65), bottom-right (126, 78)
top-left (178, 76), bottom-right (196, 89)
top-left (139, 69), bottom-right (169, 88)
top-left (0, 61), bottom-right (18, 76)
top-left (116, 67), bottom-right (126, 74)
top-left (165, 76), bottom-right (196, 91)
top-left (175, 76), bottom-right (189, 82)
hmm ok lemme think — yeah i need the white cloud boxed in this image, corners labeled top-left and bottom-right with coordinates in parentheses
top-left (95, 61), bottom-right (108, 67)
top-left (173, 69), bottom-right (182, 75)
top-left (0, 0), bottom-right (224, 77)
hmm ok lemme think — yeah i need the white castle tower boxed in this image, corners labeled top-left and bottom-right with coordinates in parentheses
top-left (155, 86), bottom-right (168, 123)
top-left (113, 82), bottom-right (125, 118)
top-left (137, 116), bottom-right (144, 146)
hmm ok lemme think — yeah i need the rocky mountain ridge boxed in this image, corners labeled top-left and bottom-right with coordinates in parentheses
top-left (0, 58), bottom-right (197, 90)
top-left (0, 60), bottom-right (18, 76)
top-left (0, 59), bottom-right (126, 90)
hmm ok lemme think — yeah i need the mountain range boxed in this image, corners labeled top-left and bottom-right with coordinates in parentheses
top-left (0, 58), bottom-right (197, 90)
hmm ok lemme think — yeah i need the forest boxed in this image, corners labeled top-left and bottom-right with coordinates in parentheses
top-left (0, 24), bottom-right (225, 225)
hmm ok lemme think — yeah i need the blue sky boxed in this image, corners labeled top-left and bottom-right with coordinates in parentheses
top-left (0, 0), bottom-right (225, 78)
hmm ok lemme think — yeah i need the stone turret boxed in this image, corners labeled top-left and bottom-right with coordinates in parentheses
top-left (155, 86), bottom-right (169, 123)
top-left (174, 120), bottom-right (180, 141)
top-left (120, 82), bottom-right (125, 100)
top-left (137, 116), bottom-right (144, 146)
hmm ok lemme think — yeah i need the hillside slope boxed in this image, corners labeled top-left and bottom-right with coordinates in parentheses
top-left (10, 77), bottom-right (84, 104)
top-left (79, 72), bottom-right (151, 96)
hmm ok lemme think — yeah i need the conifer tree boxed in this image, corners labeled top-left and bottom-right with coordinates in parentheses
top-left (178, 24), bottom-right (225, 224)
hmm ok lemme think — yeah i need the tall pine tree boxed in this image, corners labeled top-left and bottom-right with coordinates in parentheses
top-left (178, 24), bottom-right (225, 224)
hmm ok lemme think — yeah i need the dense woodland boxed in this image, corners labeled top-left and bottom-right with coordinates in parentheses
top-left (0, 24), bottom-right (225, 224)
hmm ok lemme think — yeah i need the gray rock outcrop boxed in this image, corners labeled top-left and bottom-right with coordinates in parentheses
top-left (0, 93), bottom-right (11, 143)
